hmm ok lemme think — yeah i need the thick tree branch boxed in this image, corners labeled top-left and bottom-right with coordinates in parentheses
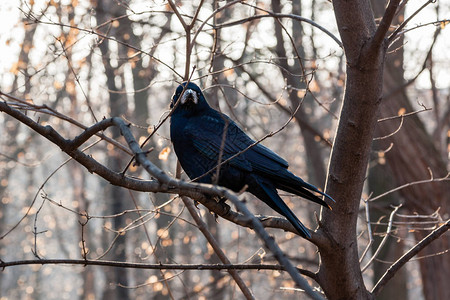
top-left (315, 0), bottom-right (390, 298)
top-left (371, 0), bottom-right (401, 47)
top-left (0, 92), bottom-right (132, 154)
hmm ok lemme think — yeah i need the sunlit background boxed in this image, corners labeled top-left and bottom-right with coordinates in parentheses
top-left (0, 0), bottom-right (448, 299)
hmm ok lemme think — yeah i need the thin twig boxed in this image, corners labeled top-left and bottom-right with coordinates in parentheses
top-left (399, 18), bottom-right (449, 36)
top-left (373, 115), bottom-right (404, 140)
top-left (359, 200), bottom-right (374, 263)
top-left (368, 172), bottom-right (450, 202)
top-left (362, 205), bottom-right (401, 272)
top-left (377, 105), bottom-right (432, 122)
top-left (216, 9), bottom-right (342, 48)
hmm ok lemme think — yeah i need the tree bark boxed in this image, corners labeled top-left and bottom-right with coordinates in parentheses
top-left (316, 1), bottom-right (390, 299)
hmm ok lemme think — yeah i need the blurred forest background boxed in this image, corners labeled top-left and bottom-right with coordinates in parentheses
top-left (0, 0), bottom-right (448, 299)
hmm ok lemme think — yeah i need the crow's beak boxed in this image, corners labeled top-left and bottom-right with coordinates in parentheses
top-left (180, 89), bottom-right (198, 105)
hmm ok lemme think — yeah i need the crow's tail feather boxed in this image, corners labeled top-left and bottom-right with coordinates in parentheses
top-left (275, 171), bottom-right (335, 208)
top-left (251, 176), bottom-right (311, 238)
top-left (277, 182), bottom-right (330, 208)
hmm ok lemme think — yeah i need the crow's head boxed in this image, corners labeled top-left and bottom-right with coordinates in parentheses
top-left (171, 82), bottom-right (210, 113)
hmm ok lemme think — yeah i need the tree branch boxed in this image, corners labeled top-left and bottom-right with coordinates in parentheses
top-left (0, 92), bottom-right (132, 155)
top-left (371, 0), bottom-right (401, 47)
top-left (388, 0), bottom-right (436, 44)
top-left (181, 195), bottom-right (254, 300)
top-left (361, 205), bottom-right (401, 272)
top-left (216, 9), bottom-right (342, 48)
top-left (28, 16), bottom-right (183, 79)
top-left (221, 190), bottom-right (325, 300)
top-left (371, 219), bottom-right (450, 296)
top-left (167, 0), bottom-right (188, 29)
top-left (368, 172), bottom-right (450, 202)
top-left (189, 0), bottom-right (243, 55)
top-left (0, 259), bottom-right (316, 276)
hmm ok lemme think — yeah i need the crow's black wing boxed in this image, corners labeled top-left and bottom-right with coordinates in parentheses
top-left (185, 112), bottom-right (288, 173)
top-left (185, 112), bottom-right (333, 207)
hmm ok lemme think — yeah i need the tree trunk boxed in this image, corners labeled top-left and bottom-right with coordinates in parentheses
top-left (316, 1), bottom-right (388, 299)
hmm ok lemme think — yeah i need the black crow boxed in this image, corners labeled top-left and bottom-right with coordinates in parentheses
top-left (170, 82), bottom-right (334, 238)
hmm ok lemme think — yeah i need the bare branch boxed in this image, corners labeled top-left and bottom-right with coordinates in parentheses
top-left (371, 0), bottom-right (401, 48)
top-left (368, 172), bottom-right (450, 202)
top-left (0, 92), bottom-right (132, 155)
top-left (371, 219), bottom-right (450, 296)
top-left (388, 0), bottom-right (436, 44)
top-left (181, 195), bottom-right (254, 299)
top-left (216, 9), bottom-right (342, 48)
top-left (221, 190), bottom-right (325, 300)
top-left (377, 105), bottom-right (432, 122)
top-left (0, 259), bottom-right (313, 274)
top-left (385, 28), bottom-right (441, 101)
top-left (29, 17), bottom-right (183, 79)
top-left (189, 0), bottom-right (243, 54)
top-left (373, 115), bottom-right (404, 140)
top-left (359, 200), bottom-right (374, 263)
top-left (362, 205), bottom-right (401, 272)
top-left (399, 18), bottom-right (449, 36)
top-left (190, 0), bottom-right (205, 28)
top-left (167, 0), bottom-right (188, 30)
